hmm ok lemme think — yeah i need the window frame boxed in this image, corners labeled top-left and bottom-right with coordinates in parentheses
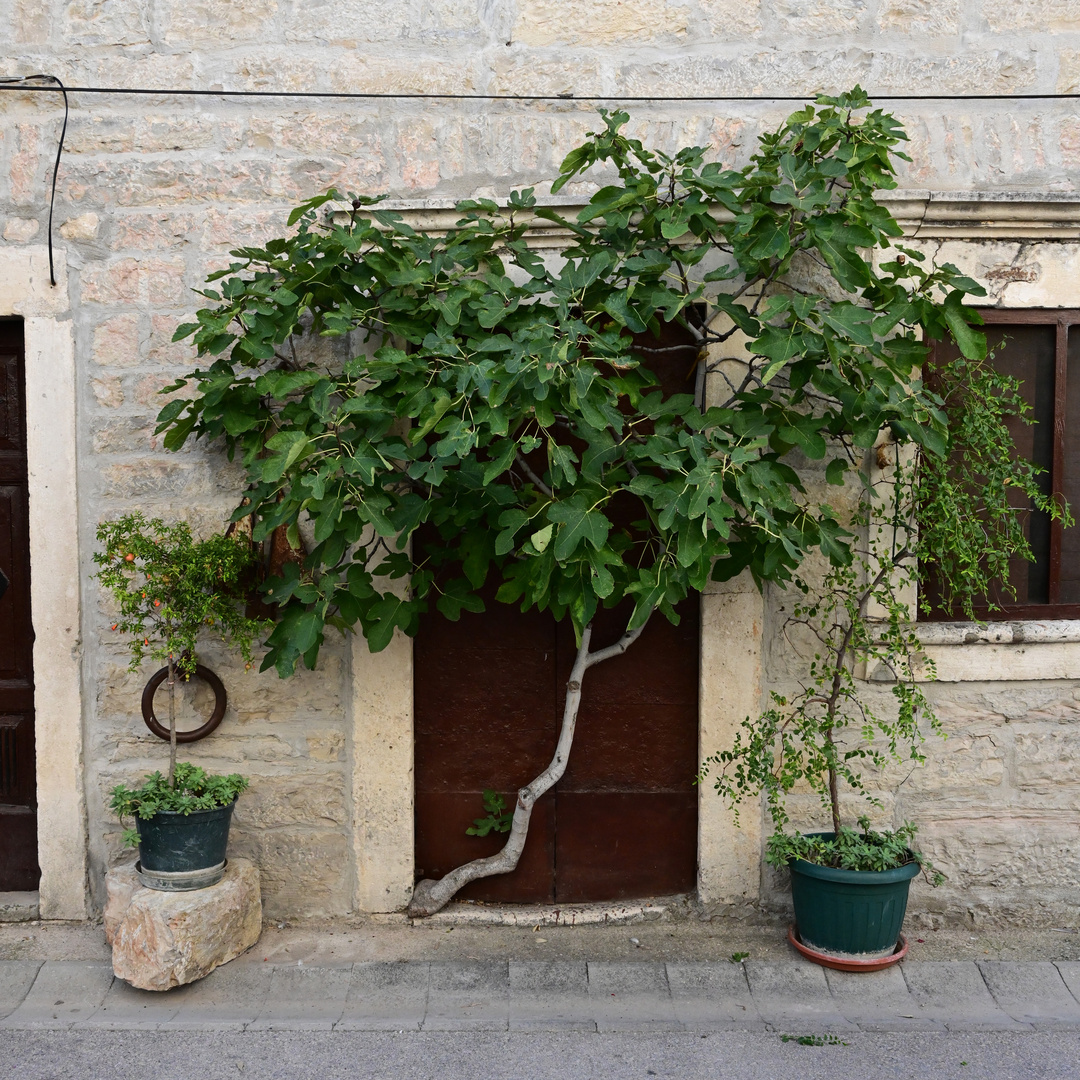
top-left (924, 308), bottom-right (1080, 622)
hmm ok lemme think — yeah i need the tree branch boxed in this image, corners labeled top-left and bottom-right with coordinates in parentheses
top-left (515, 455), bottom-right (553, 498)
top-left (585, 615), bottom-right (651, 667)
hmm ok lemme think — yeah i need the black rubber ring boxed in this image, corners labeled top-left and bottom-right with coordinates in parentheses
top-left (141, 663), bottom-right (228, 743)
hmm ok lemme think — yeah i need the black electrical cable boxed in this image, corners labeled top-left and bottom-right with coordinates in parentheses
top-left (2, 76), bottom-right (1078, 289)
top-left (0, 74), bottom-right (67, 286)
top-left (1, 83), bottom-right (1080, 102)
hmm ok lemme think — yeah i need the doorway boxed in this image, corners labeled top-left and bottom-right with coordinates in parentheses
top-left (413, 316), bottom-right (703, 904)
top-left (0, 319), bottom-right (38, 891)
top-left (414, 594), bottom-right (699, 903)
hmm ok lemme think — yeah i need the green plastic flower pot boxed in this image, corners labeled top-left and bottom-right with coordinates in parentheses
top-left (789, 834), bottom-right (920, 960)
top-left (135, 800), bottom-right (236, 891)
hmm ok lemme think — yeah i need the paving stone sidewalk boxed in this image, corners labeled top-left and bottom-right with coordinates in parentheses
top-left (2, 959), bottom-right (1080, 1033)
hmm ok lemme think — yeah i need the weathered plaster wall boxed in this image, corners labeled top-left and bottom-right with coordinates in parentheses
top-left (1, 2), bottom-right (1079, 921)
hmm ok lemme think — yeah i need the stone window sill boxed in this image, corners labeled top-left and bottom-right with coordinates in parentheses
top-left (910, 620), bottom-right (1080, 682)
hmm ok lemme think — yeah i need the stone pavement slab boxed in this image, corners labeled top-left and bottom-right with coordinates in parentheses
top-left (902, 961), bottom-right (1029, 1031)
top-left (79, 976), bottom-right (193, 1029)
top-left (337, 961), bottom-right (428, 1031)
top-left (248, 964), bottom-right (352, 1031)
top-left (978, 961), bottom-right (1080, 1029)
top-left (666, 961), bottom-right (765, 1030)
top-left (160, 962), bottom-right (272, 1029)
top-left (824, 965), bottom-right (942, 1031)
top-left (508, 961), bottom-right (594, 1031)
top-left (5, 957), bottom-right (1080, 1033)
top-left (1054, 961), bottom-right (1080, 1006)
top-left (423, 961), bottom-right (509, 1031)
top-left (743, 960), bottom-right (857, 1031)
top-left (586, 962), bottom-right (681, 1032)
top-left (0, 960), bottom-right (41, 1019)
top-left (0, 961), bottom-right (113, 1028)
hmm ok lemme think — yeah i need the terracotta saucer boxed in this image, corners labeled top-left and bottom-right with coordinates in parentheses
top-left (787, 925), bottom-right (908, 972)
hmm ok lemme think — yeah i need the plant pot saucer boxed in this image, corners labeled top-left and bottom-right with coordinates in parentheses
top-left (787, 925), bottom-right (908, 972)
top-left (135, 858), bottom-right (227, 892)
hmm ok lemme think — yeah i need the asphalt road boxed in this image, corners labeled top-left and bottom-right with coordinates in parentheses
top-left (2, 1029), bottom-right (1079, 1080)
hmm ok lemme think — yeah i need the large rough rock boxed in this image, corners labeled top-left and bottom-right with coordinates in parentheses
top-left (104, 858), bottom-right (262, 991)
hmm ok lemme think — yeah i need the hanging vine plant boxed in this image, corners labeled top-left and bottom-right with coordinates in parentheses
top-left (158, 89), bottom-right (997, 916)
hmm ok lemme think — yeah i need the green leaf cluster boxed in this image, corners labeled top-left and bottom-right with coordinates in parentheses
top-left (464, 789), bottom-right (514, 837)
top-left (109, 762), bottom-right (248, 847)
top-left (156, 90), bottom-right (986, 676)
top-left (766, 817), bottom-right (941, 882)
top-left (94, 512), bottom-right (268, 678)
top-left (916, 353), bottom-right (1072, 615)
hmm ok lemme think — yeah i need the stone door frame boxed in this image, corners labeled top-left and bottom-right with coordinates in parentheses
top-left (0, 246), bottom-right (87, 920)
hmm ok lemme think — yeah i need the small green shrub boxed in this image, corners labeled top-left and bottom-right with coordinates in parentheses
top-left (95, 511), bottom-right (269, 786)
top-left (94, 511), bottom-right (266, 679)
top-left (110, 762), bottom-right (249, 848)
top-left (766, 817), bottom-right (942, 882)
top-left (465, 789), bottom-right (514, 837)
top-left (702, 356), bottom-right (1069, 882)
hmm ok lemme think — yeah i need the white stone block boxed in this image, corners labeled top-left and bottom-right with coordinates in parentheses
top-left (105, 858), bottom-right (262, 992)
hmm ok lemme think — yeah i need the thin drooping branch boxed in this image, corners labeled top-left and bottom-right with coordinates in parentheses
top-left (514, 455), bottom-right (553, 498)
top-left (406, 616), bottom-right (650, 917)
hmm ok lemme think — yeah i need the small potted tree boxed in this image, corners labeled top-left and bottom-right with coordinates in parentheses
top-left (703, 355), bottom-right (1069, 968)
top-left (95, 513), bottom-right (266, 890)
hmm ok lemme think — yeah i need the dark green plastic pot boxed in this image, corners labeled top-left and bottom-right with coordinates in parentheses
top-left (136, 800), bottom-right (236, 877)
top-left (789, 833), bottom-right (920, 960)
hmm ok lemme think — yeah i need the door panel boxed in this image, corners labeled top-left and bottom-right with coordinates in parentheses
top-left (554, 791), bottom-right (698, 902)
top-left (0, 485), bottom-right (33, 694)
top-left (0, 320), bottom-right (38, 891)
top-left (413, 595), bottom-right (699, 904)
top-left (413, 316), bottom-right (701, 903)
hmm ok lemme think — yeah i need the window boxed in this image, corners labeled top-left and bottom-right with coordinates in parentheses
top-left (922, 310), bottom-right (1080, 621)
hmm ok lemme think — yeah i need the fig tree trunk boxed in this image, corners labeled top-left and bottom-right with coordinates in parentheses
top-left (406, 617), bottom-right (648, 918)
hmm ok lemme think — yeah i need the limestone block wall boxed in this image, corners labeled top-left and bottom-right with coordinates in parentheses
top-left (0, 2), bottom-right (1079, 920)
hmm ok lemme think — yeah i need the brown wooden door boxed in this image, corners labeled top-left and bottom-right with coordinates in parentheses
top-left (414, 595), bottom-right (699, 903)
top-left (415, 318), bottom-right (701, 904)
top-left (0, 320), bottom-right (39, 891)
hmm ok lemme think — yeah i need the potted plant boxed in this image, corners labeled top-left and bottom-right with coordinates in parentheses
top-left (95, 513), bottom-right (266, 890)
top-left (702, 356), bottom-right (1069, 968)
top-left (109, 763), bottom-right (249, 891)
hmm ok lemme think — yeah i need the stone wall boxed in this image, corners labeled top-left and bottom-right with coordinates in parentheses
top-left (2, 2), bottom-right (1080, 921)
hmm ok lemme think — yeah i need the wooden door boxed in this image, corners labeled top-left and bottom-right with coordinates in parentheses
top-left (414, 319), bottom-right (701, 904)
top-left (414, 595), bottom-right (699, 904)
top-left (0, 320), bottom-right (39, 891)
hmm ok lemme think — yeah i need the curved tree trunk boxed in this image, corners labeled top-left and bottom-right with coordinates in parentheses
top-left (406, 616), bottom-right (650, 918)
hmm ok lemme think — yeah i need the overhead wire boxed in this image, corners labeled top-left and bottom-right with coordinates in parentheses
top-left (2, 76), bottom-right (1079, 288)
top-left (1, 74), bottom-right (68, 286)
top-left (1, 83), bottom-right (1080, 101)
